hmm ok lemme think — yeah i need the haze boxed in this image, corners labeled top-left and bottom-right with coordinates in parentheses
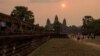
top-left (0, 0), bottom-right (100, 26)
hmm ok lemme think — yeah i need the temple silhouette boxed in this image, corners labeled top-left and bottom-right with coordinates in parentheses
top-left (45, 15), bottom-right (68, 36)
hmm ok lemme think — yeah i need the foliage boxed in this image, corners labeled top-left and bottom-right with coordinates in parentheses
top-left (11, 6), bottom-right (34, 24)
top-left (81, 16), bottom-right (95, 35)
top-left (87, 19), bottom-right (100, 35)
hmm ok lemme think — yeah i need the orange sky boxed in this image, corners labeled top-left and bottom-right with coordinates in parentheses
top-left (0, 0), bottom-right (100, 26)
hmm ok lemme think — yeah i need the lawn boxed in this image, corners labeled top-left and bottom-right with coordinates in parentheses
top-left (29, 38), bottom-right (100, 56)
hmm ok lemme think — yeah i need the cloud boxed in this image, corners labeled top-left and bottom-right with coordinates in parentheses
top-left (30, 0), bottom-right (62, 3)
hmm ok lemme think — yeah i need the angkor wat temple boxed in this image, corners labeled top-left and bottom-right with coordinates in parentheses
top-left (45, 15), bottom-right (68, 35)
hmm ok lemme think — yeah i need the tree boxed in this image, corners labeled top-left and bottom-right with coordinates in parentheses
top-left (11, 6), bottom-right (34, 24)
top-left (87, 19), bottom-right (100, 35)
top-left (81, 16), bottom-right (94, 35)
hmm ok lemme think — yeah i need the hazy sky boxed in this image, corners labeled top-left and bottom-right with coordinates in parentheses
top-left (0, 0), bottom-right (100, 26)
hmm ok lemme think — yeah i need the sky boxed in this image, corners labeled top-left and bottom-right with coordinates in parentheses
top-left (0, 0), bottom-right (100, 26)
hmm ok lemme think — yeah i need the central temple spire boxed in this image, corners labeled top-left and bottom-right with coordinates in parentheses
top-left (54, 15), bottom-right (59, 23)
top-left (63, 18), bottom-right (67, 26)
top-left (46, 18), bottom-right (51, 25)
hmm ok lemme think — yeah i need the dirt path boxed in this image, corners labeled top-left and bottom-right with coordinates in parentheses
top-left (71, 37), bottom-right (100, 50)
top-left (29, 38), bottom-right (100, 56)
top-left (84, 42), bottom-right (100, 49)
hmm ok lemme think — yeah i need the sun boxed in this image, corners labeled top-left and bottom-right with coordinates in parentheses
top-left (62, 3), bottom-right (65, 7)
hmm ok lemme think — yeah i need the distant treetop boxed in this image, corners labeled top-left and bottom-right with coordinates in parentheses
top-left (11, 6), bottom-right (34, 24)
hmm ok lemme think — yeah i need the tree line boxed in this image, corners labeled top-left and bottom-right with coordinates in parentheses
top-left (81, 16), bottom-right (100, 35)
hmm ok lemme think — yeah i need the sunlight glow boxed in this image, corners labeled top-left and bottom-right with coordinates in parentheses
top-left (62, 3), bottom-right (65, 8)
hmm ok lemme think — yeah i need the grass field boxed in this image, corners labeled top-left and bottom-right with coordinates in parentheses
top-left (29, 38), bottom-right (100, 56)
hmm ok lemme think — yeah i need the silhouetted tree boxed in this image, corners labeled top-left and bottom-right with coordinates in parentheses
top-left (81, 16), bottom-right (94, 35)
top-left (11, 6), bottom-right (34, 24)
top-left (87, 19), bottom-right (100, 35)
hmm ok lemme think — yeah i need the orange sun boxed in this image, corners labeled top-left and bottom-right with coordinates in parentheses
top-left (62, 3), bottom-right (65, 7)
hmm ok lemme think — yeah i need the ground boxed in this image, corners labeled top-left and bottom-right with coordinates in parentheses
top-left (28, 37), bottom-right (100, 56)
